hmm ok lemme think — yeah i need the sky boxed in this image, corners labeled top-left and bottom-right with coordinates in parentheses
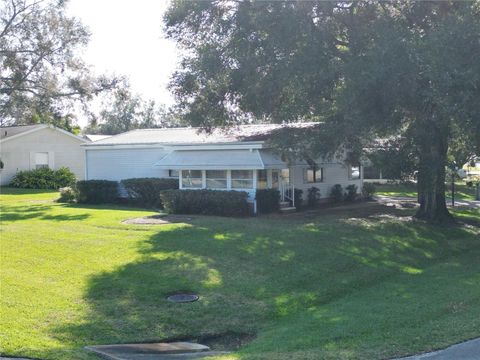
top-left (66, 0), bottom-right (179, 126)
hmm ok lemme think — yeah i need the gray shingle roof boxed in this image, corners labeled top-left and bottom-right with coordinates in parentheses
top-left (0, 124), bottom-right (46, 140)
top-left (85, 123), bottom-right (318, 146)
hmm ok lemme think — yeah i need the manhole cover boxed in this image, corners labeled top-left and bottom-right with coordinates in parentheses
top-left (167, 294), bottom-right (199, 303)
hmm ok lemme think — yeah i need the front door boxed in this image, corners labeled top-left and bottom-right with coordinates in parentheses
top-left (272, 170), bottom-right (280, 189)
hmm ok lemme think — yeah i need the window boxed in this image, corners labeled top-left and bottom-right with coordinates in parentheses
top-left (181, 170), bottom-right (202, 188)
top-left (35, 152), bottom-right (49, 169)
top-left (350, 165), bottom-right (360, 180)
top-left (231, 170), bottom-right (253, 189)
top-left (304, 166), bottom-right (323, 183)
top-left (257, 170), bottom-right (267, 189)
top-left (169, 170), bottom-right (179, 178)
top-left (206, 170), bottom-right (227, 189)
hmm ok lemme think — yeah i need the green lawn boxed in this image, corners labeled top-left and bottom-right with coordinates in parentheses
top-left (1, 188), bottom-right (479, 360)
top-left (376, 181), bottom-right (477, 201)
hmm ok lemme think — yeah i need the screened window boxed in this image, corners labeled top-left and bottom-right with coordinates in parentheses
top-left (231, 170), bottom-right (253, 189)
top-left (257, 170), bottom-right (267, 189)
top-left (350, 166), bottom-right (360, 180)
top-left (169, 170), bottom-right (179, 178)
top-left (304, 167), bottom-right (323, 183)
top-left (181, 170), bottom-right (202, 188)
top-left (35, 152), bottom-right (49, 169)
top-left (206, 170), bottom-right (227, 189)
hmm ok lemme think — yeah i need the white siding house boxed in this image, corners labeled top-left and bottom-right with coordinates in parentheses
top-left (0, 125), bottom-right (88, 185)
top-left (84, 124), bottom-right (364, 211)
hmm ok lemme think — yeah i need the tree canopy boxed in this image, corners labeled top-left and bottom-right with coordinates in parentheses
top-left (0, 0), bottom-right (117, 129)
top-left (165, 0), bottom-right (480, 222)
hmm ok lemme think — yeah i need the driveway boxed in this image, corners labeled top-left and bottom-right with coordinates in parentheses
top-left (395, 337), bottom-right (480, 360)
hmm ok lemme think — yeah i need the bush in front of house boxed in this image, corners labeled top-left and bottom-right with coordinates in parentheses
top-left (160, 189), bottom-right (249, 217)
top-left (256, 189), bottom-right (280, 214)
top-left (76, 180), bottom-right (118, 204)
top-left (362, 183), bottom-right (376, 200)
top-left (121, 178), bottom-right (178, 208)
top-left (330, 184), bottom-right (344, 203)
top-left (10, 167), bottom-right (76, 189)
top-left (57, 186), bottom-right (77, 203)
top-left (307, 187), bottom-right (321, 207)
top-left (344, 184), bottom-right (358, 202)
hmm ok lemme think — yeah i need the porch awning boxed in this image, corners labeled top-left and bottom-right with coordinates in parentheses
top-left (154, 149), bottom-right (288, 170)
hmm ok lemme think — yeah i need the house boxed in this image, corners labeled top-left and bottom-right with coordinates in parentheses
top-left (0, 124), bottom-right (89, 185)
top-left (83, 123), bottom-right (364, 211)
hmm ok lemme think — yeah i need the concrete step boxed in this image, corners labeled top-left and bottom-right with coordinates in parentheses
top-left (85, 342), bottom-right (210, 359)
top-left (279, 201), bottom-right (291, 208)
top-left (279, 206), bottom-right (296, 214)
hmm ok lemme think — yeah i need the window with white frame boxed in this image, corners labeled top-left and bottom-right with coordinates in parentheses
top-left (257, 170), bottom-right (267, 189)
top-left (35, 152), bottom-right (49, 169)
top-left (304, 166), bottom-right (323, 183)
top-left (181, 170), bottom-right (202, 188)
top-left (349, 165), bottom-right (360, 180)
top-left (206, 170), bottom-right (227, 189)
top-left (169, 170), bottom-right (179, 178)
top-left (231, 170), bottom-right (253, 189)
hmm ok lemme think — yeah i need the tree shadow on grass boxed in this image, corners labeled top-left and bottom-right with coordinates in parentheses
top-left (49, 205), bottom-right (480, 358)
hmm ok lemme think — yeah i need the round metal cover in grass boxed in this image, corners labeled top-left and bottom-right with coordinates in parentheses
top-left (167, 294), bottom-right (199, 303)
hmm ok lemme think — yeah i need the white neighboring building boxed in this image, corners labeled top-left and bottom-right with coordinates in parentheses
top-left (83, 123), bottom-right (363, 210)
top-left (0, 124), bottom-right (88, 185)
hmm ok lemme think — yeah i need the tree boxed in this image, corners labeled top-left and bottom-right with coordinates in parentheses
top-left (165, 0), bottom-right (480, 223)
top-left (0, 0), bottom-right (117, 127)
top-left (85, 81), bottom-right (180, 135)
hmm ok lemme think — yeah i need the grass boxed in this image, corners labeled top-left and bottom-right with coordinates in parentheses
top-left (375, 181), bottom-right (477, 201)
top-left (0, 188), bottom-right (479, 360)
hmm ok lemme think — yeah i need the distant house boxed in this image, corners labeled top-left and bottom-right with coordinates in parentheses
top-left (0, 124), bottom-right (88, 185)
top-left (83, 123), bottom-right (364, 211)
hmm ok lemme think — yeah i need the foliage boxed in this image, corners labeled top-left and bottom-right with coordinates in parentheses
top-left (84, 80), bottom-right (181, 135)
top-left (344, 184), bottom-right (358, 202)
top-left (307, 187), bottom-right (321, 207)
top-left (76, 180), bottom-right (118, 204)
top-left (164, 1), bottom-right (480, 223)
top-left (57, 187), bottom-right (77, 203)
top-left (2, 188), bottom-right (480, 360)
top-left (120, 178), bottom-right (178, 208)
top-left (0, 0), bottom-right (118, 126)
top-left (10, 167), bottom-right (76, 189)
top-left (330, 184), bottom-right (343, 203)
top-left (255, 189), bottom-right (280, 214)
top-left (362, 183), bottom-right (376, 200)
top-left (160, 189), bottom-right (249, 217)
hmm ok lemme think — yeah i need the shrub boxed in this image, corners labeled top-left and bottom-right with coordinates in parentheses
top-left (160, 189), bottom-right (249, 217)
top-left (344, 184), bottom-right (358, 202)
top-left (362, 183), bottom-right (376, 200)
top-left (286, 188), bottom-right (303, 210)
top-left (58, 186), bottom-right (77, 203)
top-left (307, 187), bottom-right (321, 207)
top-left (330, 184), bottom-right (344, 203)
top-left (76, 180), bottom-right (118, 204)
top-left (121, 178), bottom-right (178, 208)
top-left (10, 167), bottom-right (76, 189)
top-left (256, 189), bottom-right (280, 214)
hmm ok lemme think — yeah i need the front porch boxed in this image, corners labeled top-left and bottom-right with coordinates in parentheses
top-left (154, 148), bottom-right (297, 213)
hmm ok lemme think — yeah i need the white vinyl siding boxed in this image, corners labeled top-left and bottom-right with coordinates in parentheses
top-left (86, 148), bottom-right (170, 181)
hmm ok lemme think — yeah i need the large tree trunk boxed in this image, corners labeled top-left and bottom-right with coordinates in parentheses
top-left (415, 130), bottom-right (454, 223)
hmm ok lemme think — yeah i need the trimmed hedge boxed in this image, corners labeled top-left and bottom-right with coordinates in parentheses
top-left (160, 189), bottom-right (249, 217)
top-left (256, 189), bottom-right (280, 214)
top-left (76, 180), bottom-right (118, 204)
top-left (362, 183), bottom-right (376, 200)
top-left (330, 184), bottom-right (344, 203)
top-left (121, 178), bottom-right (178, 208)
top-left (344, 184), bottom-right (358, 202)
top-left (10, 167), bottom-right (76, 189)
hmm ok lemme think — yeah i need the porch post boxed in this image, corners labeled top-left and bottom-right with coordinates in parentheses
top-left (291, 167), bottom-right (295, 208)
top-left (179, 170), bottom-right (183, 189)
